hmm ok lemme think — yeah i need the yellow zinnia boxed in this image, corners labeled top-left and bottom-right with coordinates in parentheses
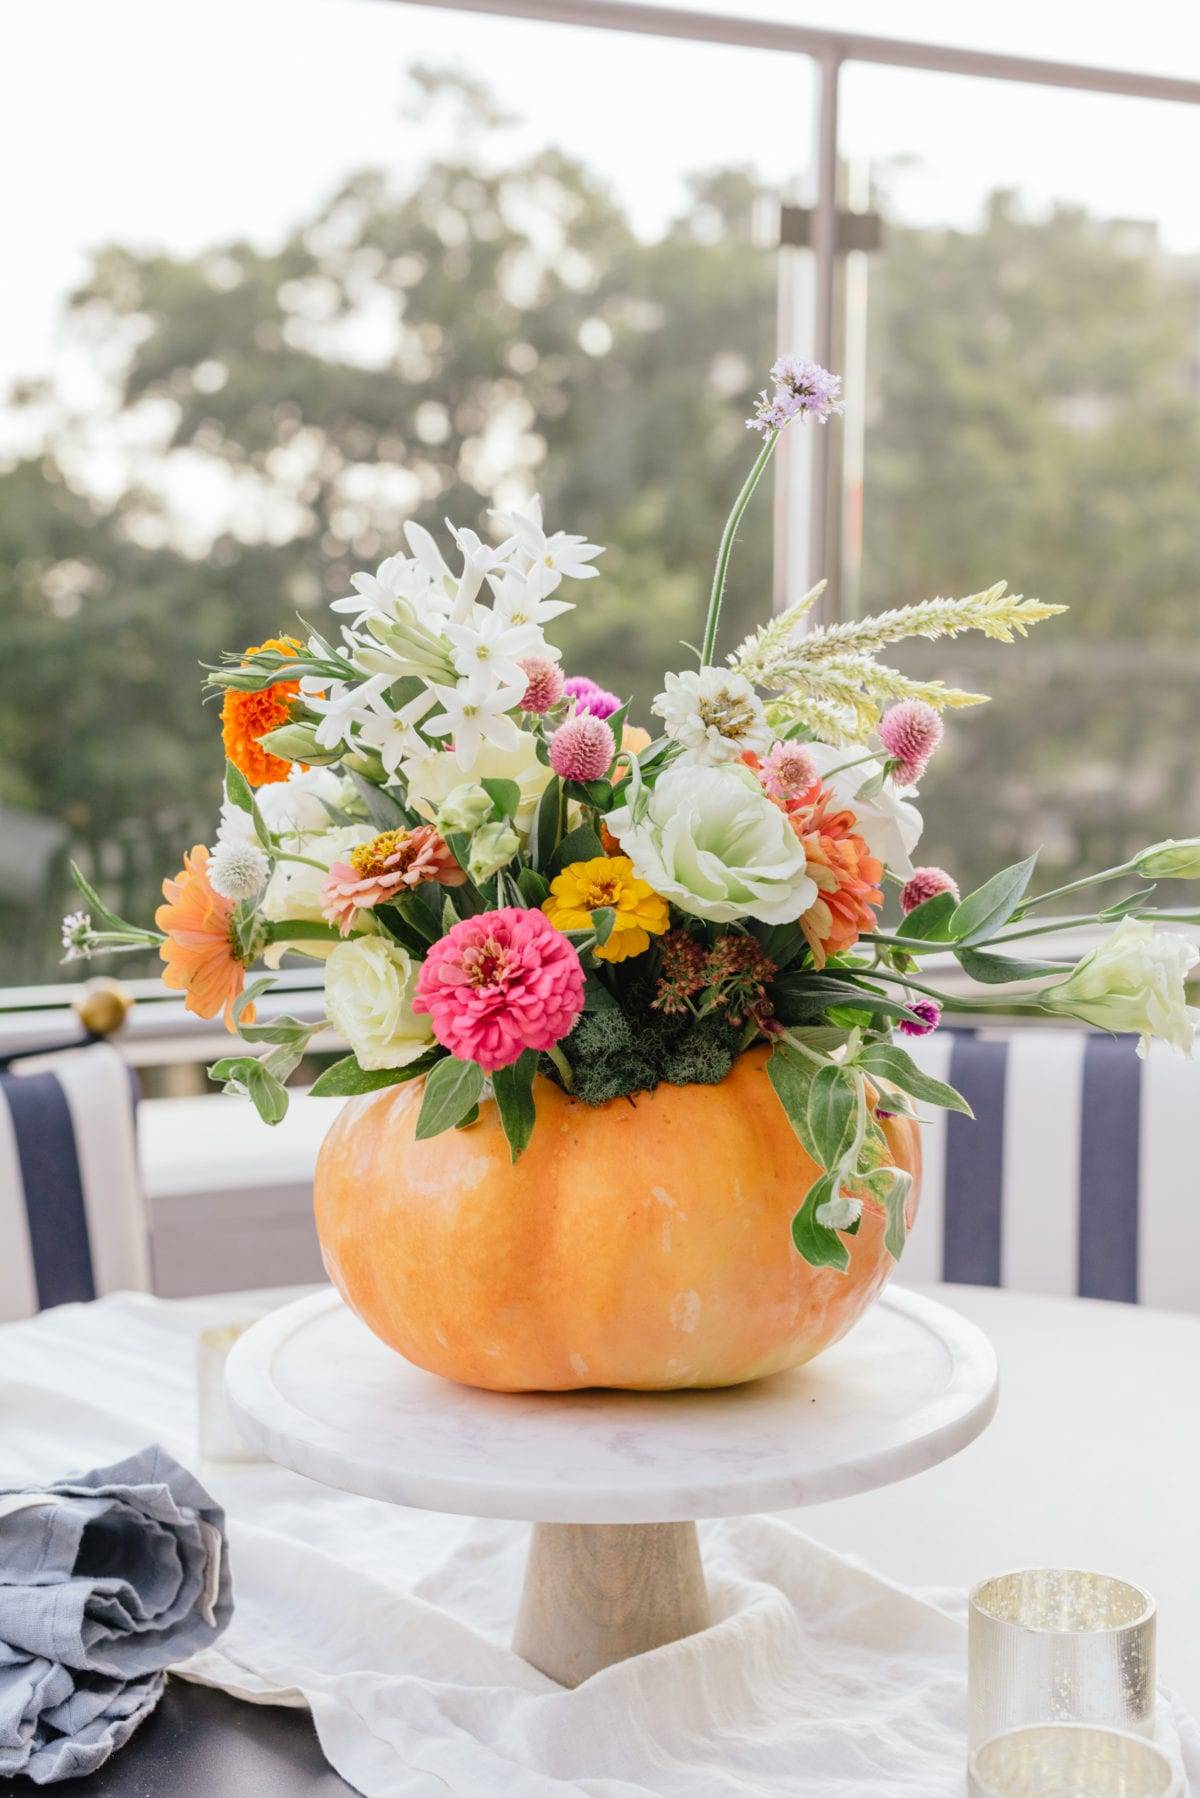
top-left (542, 856), bottom-right (669, 963)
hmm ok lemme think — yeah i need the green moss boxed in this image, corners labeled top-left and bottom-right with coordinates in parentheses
top-left (550, 1004), bottom-right (741, 1107)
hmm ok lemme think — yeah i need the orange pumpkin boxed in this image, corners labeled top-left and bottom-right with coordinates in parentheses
top-left (313, 1046), bottom-right (920, 1393)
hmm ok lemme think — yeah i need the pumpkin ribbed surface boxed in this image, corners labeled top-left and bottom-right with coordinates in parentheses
top-left (313, 1047), bottom-right (920, 1392)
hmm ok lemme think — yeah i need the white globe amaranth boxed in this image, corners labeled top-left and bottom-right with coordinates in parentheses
top-left (1043, 916), bottom-right (1199, 1059)
top-left (324, 937), bottom-right (434, 1071)
top-left (208, 839), bottom-right (270, 902)
top-left (651, 668), bottom-right (772, 766)
top-left (607, 761), bottom-right (817, 926)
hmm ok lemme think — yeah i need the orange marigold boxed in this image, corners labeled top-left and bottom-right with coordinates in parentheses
top-left (790, 790), bottom-right (884, 969)
top-left (220, 636), bottom-right (306, 787)
top-left (156, 844), bottom-right (253, 1031)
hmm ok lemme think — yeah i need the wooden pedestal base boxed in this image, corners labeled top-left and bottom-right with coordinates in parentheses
top-left (513, 1521), bottom-right (712, 1688)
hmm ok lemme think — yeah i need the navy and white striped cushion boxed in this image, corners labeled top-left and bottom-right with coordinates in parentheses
top-left (0, 1044), bottom-right (150, 1321)
top-left (898, 1028), bottom-right (1198, 1311)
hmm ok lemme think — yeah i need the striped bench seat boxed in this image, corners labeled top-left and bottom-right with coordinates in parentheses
top-left (900, 1028), bottom-right (1196, 1312)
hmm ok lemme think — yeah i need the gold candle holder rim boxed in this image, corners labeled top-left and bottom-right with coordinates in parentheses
top-left (968, 1722), bottom-right (1183, 1798)
top-left (969, 1566), bottom-right (1156, 1636)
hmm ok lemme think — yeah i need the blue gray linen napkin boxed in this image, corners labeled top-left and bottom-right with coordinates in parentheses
top-left (0, 1445), bottom-right (233, 1783)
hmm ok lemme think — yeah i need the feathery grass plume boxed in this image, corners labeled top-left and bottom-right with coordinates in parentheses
top-left (730, 580), bottom-right (1065, 745)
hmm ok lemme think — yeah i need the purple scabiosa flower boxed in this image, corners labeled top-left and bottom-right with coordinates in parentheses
top-left (747, 356), bottom-right (844, 435)
top-left (898, 999), bottom-right (941, 1038)
top-left (563, 675), bottom-right (621, 721)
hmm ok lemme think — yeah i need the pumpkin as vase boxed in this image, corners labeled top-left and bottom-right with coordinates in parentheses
top-left (313, 1046), bottom-right (920, 1393)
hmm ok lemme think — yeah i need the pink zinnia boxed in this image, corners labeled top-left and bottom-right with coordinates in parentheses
top-left (760, 741), bottom-right (819, 803)
top-left (549, 714), bottom-right (615, 783)
top-left (413, 907), bottom-right (585, 1073)
top-left (321, 826), bottom-right (464, 936)
top-left (563, 675), bottom-right (621, 721)
top-left (519, 656), bottom-right (565, 715)
top-left (877, 701), bottom-right (943, 785)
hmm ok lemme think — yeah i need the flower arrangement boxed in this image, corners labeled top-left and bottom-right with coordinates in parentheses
top-left (64, 355), bottom-right (1200, 1273)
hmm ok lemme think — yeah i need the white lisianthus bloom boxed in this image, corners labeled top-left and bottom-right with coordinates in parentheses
top-left (324, 938), bottom-right (434, 1071)
top-left (401, 730), bottom-right (554, 835)
top-left (607, 762), bottom-right (817, 925)
top-left (1042, 917), bottom-right (1199, 1059)
top-left (805, 741), bottom-right (924, 878)
top-left (652, 668), bottom-right (773, 766)
top-left (216, 766), bottom-right (350, 849)
top-left (260, 824), bottom-right (375, 965)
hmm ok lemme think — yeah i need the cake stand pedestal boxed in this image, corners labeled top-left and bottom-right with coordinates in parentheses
top-left (226, 1285), bottom-right (997, 1687)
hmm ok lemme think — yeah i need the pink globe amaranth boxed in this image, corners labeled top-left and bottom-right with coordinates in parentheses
top-left (411, 906), bottom-right (585, 1074)
top-left (549, 714), bottom-right (615, 783)
top-left (901, 866), bottom-right (960, 916)
top-left (878, 701), bottom-right (944, 785)
top-left (563, 675), bottom-right (621, 721)
top-left (518, 656), bottom-right (565, 715)
top-left (760, 741), bottom-right (819, 802)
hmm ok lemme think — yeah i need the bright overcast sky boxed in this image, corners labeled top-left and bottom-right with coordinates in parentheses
top-left (6, 0), bottom-right (1200, 397)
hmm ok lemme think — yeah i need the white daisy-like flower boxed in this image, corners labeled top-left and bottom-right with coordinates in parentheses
top-left (423, 677), bottom-right (527, 770)
top-left (355, 686), bottom-right (437, 778)
top-left (209, 840), bottom-right (271, 902)
top-left (306, 674), bottom-right (390, 751)
top-left (330, 551), bottom-right (439, 624)
top-left (652, 668), bottom-right (772, 765)
top-left (445, 524), bottom-right (520, 623)
top-left (489, 568), bottom-right (573, 631)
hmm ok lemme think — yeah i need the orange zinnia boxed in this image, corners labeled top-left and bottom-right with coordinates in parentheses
top-left (220, 636), bottom-right (306, 787)
top-left (156, 845), bottom-right (253, 1031)
top-left (790, 790), bottom-right (884, 969)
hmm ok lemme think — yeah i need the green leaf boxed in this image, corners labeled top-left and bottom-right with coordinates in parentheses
top-left (806, 1064), bottom-right (859, 1169)
top-left (491, 1050), bottom-right (537, 1161)
top-left (950, 852), bottom-right (1039, 944)
top-left (772, 972), bottom-right (925, 1028)
top-left (766, 1043), bottom-right (820, 1161)
top-left (224, 761), bottom-right (254, 814)
top-left (955, 945), bottom-right (1072, 985)
top-left (564, 777), bottom-right (614, 810)
top-left (591, 905), bottom-right (616, 947)
top-left (68, 862), bottom-right (146, 938)
top-left (582, 971), bottom-right (619, 1012)
top-left (234, 1013), bottom-right (312, 1046)
top-left (549, 823), bottom-right (605, 878)
top-left (874, 1166), bottom-right (913, 1261)
top-left (896, 890), bottom-right (957, 943)
top-left (791, 1174), bottom-right (851, 1272)
top-left (414, 1055), bottom-right (484, 1139)
top-left (533, 776), bottom-right (563, 871)
top-left (481, 777), bottom-right (522, 821)
top-left (752, 921), bottom-right (808, 974)
top-left (855, 1043), bottom-right (973, 1116)
top-left (246, 1061), bottom-right (290, 1126)
top-left (346, 769), bottom-right (412, 831)
top-left (310, 1050), bottom-right (440, 1097)
top-left (455, 1104), bottom-right (480, 1129)
top-left (207, 1055), bottom-right (258, 1085)
top-left (1100, 885), bottom-right (1156, 920)
top-left (779, 1024), bottom-right (852, 1054)
top-left (517, 868), bottom-right (551, 909)
top-left (393, 892), bottom-right (441, 946)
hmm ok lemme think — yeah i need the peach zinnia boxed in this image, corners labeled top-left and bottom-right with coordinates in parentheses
top-left (320, 827), bottom-right (465, 937)
top-left (220, 636), bottom-right (307, 787)
top-left (790, 789), bottom-right (884, 968)
top-left (156, 844), bottom-right (253, 1030)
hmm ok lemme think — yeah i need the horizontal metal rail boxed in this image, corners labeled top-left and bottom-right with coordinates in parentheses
top-left (379, 0), bottom-right (1200, 106)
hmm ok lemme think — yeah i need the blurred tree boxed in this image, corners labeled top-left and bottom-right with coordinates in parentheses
top-left (1, 74), bottom-right (1198, 983)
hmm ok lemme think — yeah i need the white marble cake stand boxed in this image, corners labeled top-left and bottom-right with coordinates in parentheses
top-left (226, 1285), bottom-right (997, 1687)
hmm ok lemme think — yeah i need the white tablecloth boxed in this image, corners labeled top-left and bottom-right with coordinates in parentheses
top-left (1, 1290), bottom-right (1196, 1796)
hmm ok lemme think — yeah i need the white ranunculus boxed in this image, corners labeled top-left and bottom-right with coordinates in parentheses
top-left (651, 668), bottom-right (773, 766)
top-left (805, 742), bottom-right (923, 878)
top-left (1043, 916), bottom-right (1199, 1059)
top-left (324, 938), bottom-right (434, 1070)
top-left (400, 729), bottom-right (553, 835)
top-left (260, 824), bottom-right (374, 965)
top-left (607, 762), bottom-right (817, 926)
top-left (216, 766), bottom-right (350, 849)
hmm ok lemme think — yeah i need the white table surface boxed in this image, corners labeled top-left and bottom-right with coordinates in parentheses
top-left (804, 1284), bottom-right (1200, 1713)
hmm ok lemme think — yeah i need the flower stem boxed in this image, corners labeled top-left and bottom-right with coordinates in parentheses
top-left (545, 1042), bottom-right (574, 1091)
top-left (272, 850), bottom-right (332, 873)
top-left (1016, 863), bottom-right (1139, 913)
top-left (700, 429), bottom-right (779, 667)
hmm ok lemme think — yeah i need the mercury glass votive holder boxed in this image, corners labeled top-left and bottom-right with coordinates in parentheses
top-left (968, 1569), bottom-right (1156, 1751)
top-left (968, 1723), bottom-right (1182, 1797)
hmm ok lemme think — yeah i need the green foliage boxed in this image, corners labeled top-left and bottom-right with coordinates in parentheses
top-left (556, 1003), bottom-right (737, 1108)
top-left (310, 1050), bottom-right (440, 1097)
top-left (414, 1055), bottom-right (484, 1137)
top-left (491, 1050), bottom-right (537, 1160)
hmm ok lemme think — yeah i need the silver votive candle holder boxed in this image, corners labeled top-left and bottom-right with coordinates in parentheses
top-left (968, 1568), bottom-right (1156, 1751)
top-left (968, 1723), bottom-right (1182, 1797)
